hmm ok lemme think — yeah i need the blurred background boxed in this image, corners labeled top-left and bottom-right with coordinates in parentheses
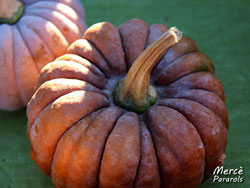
top-left (0, 0), bottom-right (249, 187)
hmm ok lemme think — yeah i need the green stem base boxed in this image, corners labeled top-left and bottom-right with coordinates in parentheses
top-left (113, 80), bottom-right (157, 113)
top-left (0, 3), bottom-right (24, 25)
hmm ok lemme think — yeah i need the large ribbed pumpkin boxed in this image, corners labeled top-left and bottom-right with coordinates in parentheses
top-left (0, 0), bottom-right (86, 111)
top-left (27, 19), bottom-right (229, 188)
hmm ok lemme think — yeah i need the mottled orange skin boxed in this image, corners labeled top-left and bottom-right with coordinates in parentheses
top-left (27, 19), bottom-right (229, 188)
top-left (0, 0), bottom-right (86, 111)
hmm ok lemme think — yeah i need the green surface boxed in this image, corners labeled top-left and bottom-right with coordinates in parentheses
top-left (0, 0), bottom-right (249, 187)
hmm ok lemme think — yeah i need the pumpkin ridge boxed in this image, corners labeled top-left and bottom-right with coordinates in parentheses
top-left (56, 54), bottom-right (105, 77)
top-left (30, 90), bottom-right (109, 174)
top-left (118, 18), bottom-right (149, 69)
top-left (25, 1), bottom-right (86, 34)
top-left (53, 59), bottom-right (106, 81)
top-left (17, 19), bottom-right (54, 71)
top-left (95, 109), bottom-right (123, 188)
top-left (161, 96), bottom-right (228, 129)
top-left (128, 116), bottom-right (143, 188)
top-left (13, 25), bottom-right (39, 104)
top-left (142, 120), bottom-right (162, 182)
top-left (19, 15), bottom-right (58, 59)
top-left (23, 13), bottom-right (69, 46)
top-left (83, 22), bottom-right (127, 74)
top-left (36, 61), bottom-right (107, 89)
top-left (99, 112), bottom-right (141, 187)
top-left (27, 89), bottom-right (78, 137)
top-left (152, 37), bottom-right (200, 79)
top-left (142, 113), bottom-right (166, 186)
top-left (65, 107), bottom-right (123, 188)
top-left (144, 109), bottom-right (183, 183)
top-left (25, 8), bottom-right (80, 44)
top-left (1, 25), bottom-right (24, 108)
top-left (54, 0), bottom-right (86, 21)
top-left (27, 78), bottom-right (107, 137)
top-left (16, 23), bottom-right (40, 73)
top-left (154, 52), bottom-right (215, 86)
top-left (162, 86), bottom-right (225, 105)
top-left (21, 15), bottom-right (68, 58)
top-left (56, 109), bottom-right (104, 187)
top-left (29, 89), bottom-right (108, 130)
top-left (160, 98), bottom-right (227, 179)
top-left (83, 39), bottom-right (113, 76)
top-left (66, 39), bottom-right (112, 76)
top-left (61, 108), bottom-right (113, 187)
top-left (132, 145), bottom-right (142, 188)
top-left (163, 89), bottom-right (229, 128)
top-left (145, 106), bottom-right (205, 187)
top-left (51, 109), bottom-right (104, 187)
top-left (117, 31), bottom-right (128, 72)
top-left (159, 71), bottom-right (225, 101)
top-left (160, 81), bottom-right (222, 100)
top-left (161, 98), bottom-right (227, 131)
top-left (146, 24), bottom-right (169, 47)
top-left (133, 121), bottom-right (161, 188)
top-left (52, 119), bottom-right (87, 187)
top-left (132, 153), bottom-right (142, 188)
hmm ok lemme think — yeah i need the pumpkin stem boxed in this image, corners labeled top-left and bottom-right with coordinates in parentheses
top-left (0, 0), bottom-right (24, 24)
top-left (113, 27), bottom-right (182, 113)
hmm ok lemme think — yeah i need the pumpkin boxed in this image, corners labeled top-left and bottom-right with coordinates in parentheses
top-left (27, 18), bottom-right (229, 188)
top-left (0, 0), bottom-right (87, 111)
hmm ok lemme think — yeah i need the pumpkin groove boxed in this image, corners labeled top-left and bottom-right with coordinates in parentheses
top-left (0, 25), bottom-right (23, 108)
top-left (160, 98), bottom-right (227, 179)
top-left (24, 1), bottom-right (85, 33)
top-left (13, 25), bottom-right (39, 104)
top-left (16, 23), bottom-right (40, 72)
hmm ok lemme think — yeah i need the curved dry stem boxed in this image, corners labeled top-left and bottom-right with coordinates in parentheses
top-left (114, 27), bottom-right (182, 112)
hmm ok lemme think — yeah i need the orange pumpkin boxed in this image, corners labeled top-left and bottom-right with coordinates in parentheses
top-left (0, 0), bottom-right (86, 111)
top-left (27, 19), bottom-right (229, 188)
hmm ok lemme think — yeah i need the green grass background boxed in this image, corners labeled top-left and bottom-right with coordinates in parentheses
top-left (0, 0), bottom-right (249, 187)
